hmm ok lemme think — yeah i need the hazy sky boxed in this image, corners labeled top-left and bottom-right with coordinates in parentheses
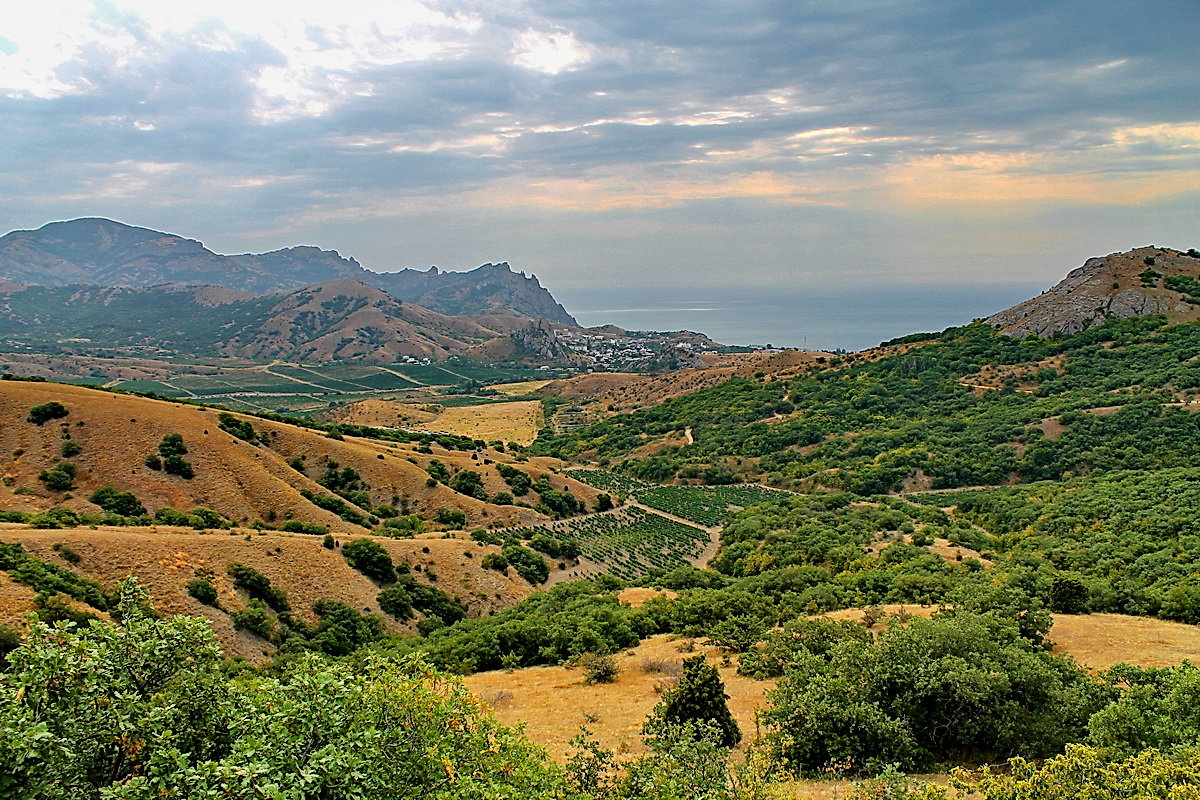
top-left (1, 0), bottom-right (1197, 291)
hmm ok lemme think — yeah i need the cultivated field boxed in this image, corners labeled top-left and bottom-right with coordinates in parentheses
top-left (411, 399), bottom-right (545, 445)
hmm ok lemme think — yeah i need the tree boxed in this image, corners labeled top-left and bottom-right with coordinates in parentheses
top-left (89, 485), bottom-right (146, 517)
top-left (648, 655), bottom-right (741, 748)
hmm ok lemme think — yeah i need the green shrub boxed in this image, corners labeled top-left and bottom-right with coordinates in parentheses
top-left (501, 544), bottom-right (549, 584)
top-left (280, 520), bottom-right (328, 535)
top-left (647, 655), bottom-right (741, 749)
top-left (435, 508), bottom-right (466, 528)
top-left (342, 538), bottom-right (396, 583)
top-left (226, 563), bottom-right (289, 612)
top-left (217, 412), bottom-right (259, 443)
top-left (231, 600), bottom-right (275, 640)
top-left (88, 485), bottom-right (146, 517)
top-left (27, 401), bottom-right (68, 425)
top-left (377, 584), bottom-right (414, 620)
top-left (186, 577), bottom-right (219, 606)
top-left (578, 652), bottom-right (619, 684)
top-left (449, 470), bottom-right (487, 500)
top-left (38, 461), bottom-right (76, 491)
top-left (59, 438), bottom-right (82, 458)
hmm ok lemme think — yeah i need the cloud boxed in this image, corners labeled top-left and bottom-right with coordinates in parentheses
top-left (0, 0), bottom-right (1197, 291)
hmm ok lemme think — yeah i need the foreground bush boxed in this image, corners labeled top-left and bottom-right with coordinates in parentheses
top-left (0, 579), bottom-right (574, 799)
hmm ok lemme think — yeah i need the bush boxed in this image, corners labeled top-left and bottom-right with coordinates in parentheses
top-left (501, 545), bottom-right (549, 584)
top-left (280, 520), bottom-right (328, 535)
top-left (435, 508), bottom-right (466, 528)
top-left (322, 534), bottom-right (336, 549)
top-left (89, 486), bottom-right (146, 517)
top-left (578, 653), bottom-right (619, 684)
top-left (217, 412), bottom-right (258, 443)
top-left (59, 438), bottom-right (82, 458)
top-left (186, 577), bottom-right (219, 606)
top-left (449, 470), bottom-right (487, 500)
top-left (342, 538), bottom-right (396, 583)
top-left (231, 600), bottom-right (275, 640)
top-left (377, 584), bottom-right (414, 620)
top-left (156, 434), bottom-right (194, 478)
top-left (27, 401), bottom-right (68, 425)
top-left (226, 563), bottom-right (289, 612)
top-left (38, 462), bottom-right (76, 492)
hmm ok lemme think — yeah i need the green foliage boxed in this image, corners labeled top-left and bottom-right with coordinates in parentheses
top-left (154, 433), bottom-right (194, 478)
top-left (426, 459), bottom-right (450, 482)
top-left (27, 401), bottom-right (68, 425)
top-left (497, 462), bottom-right (532, 495)
top-left (448, 469), bottom-right (487, 500)
top-left (217, 412), bottom-right (259, 443)
top-left (760, 612), bottom-right (1101, 775)
top-left (0, 542), bottom-right (111, 611)
top-left (186, 576), bottom-right (219, 606)
top-left (502, 544), bottom-right (550, 584)
top-left (649, 655), bottom-right (741, 748)
top-left (59, 437), bottom-right (82, 458)
top-left (956, 744), bottom-right (1200, 799)
top-left (38, 461), bottom-right (76, 491)
top-left (381, 514), bottom-right (425, 535)
top-left (421, 581), bottom-right (641, 673)
top-left (88, 485), bottom-right (146, 517)
top-left (2, 578), bottom-right (569, 799)
top-left (226, 563), bottom-right (289, 612)
top-left (300, 489), bottom-right (368, 526)
top-left (280, 519), bottom-right (328, 535)
top-left (435, 508), bottom-right (467, 528)
top-left (231, 599), bottom-right (276, 639)
top-left (341, 538), bottom-right (396, 583)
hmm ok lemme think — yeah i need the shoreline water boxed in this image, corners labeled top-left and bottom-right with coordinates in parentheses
top-left (556, 283), bottom-right (1047, 352)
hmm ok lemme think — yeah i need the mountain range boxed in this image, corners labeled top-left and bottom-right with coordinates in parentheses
top-left (0, 217), bottom-right (576, 325)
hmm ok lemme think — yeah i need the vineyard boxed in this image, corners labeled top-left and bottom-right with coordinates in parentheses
top-left (562, 468), bottom-right (651, 495)
top-left (565, 469), bottom-right (792, 526)
top-left (504, 506), bottom-right (712, 581)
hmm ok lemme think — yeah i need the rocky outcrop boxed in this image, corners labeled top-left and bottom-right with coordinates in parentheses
top-left (987, 247), bottom-right (1200, 338)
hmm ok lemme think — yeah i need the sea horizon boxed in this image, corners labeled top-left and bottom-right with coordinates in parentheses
top-left (556, 282), bottom-right (1049, 353)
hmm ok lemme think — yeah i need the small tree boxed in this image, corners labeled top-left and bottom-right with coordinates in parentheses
top-left (648, 655), bottom-right (741, 748)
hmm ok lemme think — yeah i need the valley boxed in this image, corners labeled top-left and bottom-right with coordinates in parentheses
top-left (8, 241), bottom-right (1200, 799)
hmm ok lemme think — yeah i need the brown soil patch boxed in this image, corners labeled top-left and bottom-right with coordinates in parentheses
top-left (463, 634), bottom-right (770, 763)
top-left (617, 587), bottom-right (677, 607)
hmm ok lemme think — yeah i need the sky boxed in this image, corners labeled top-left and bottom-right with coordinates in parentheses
top-left (1, 0), bottom-right (1198, 295)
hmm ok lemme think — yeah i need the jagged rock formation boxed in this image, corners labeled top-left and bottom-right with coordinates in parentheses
top-left (987, 246), bottom-right (1200, 338)
top-left (0, 218), bottom-right (575, 323)
top-left (371, 263), bottom-right (576, 325)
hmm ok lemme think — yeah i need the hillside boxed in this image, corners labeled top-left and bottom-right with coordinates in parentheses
top-left (0, 524), bottom-right (534, 662)
top-left (0, 217), bottom-right (577, 323)
top-left (0, 278), bottom-right (584, 365)
top-left (987, 246), bottom-right (1200, 337)
top-left (0, 379), bottom-right (603, 532)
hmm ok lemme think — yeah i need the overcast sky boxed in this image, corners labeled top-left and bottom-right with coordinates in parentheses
top-left (1, 0), bottom-right (1197, 291)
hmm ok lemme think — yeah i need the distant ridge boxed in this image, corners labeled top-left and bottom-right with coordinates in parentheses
top-left (987, 246), bottom-right (1200, 338)
top-left (0, 218), bottom-right (577, 325)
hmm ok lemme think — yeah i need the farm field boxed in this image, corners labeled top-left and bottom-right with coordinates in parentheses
top-left (566, 468), bottom-right (792, 526)
top-left (505, 506), bottom-right (713, 581)
top-left (409, 399), bottom-right (545, 445)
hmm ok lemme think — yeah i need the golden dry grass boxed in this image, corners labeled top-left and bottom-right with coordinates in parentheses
top-left (411, 400), bottom-right (544, 445)
top-left (0, 380), bottom-right (579, 532)
top-left (463, 634), bottom-right (771, 764)
top-left (0, 524), bottom-right (535, 660)
top-left (1049, 612), bottom-right (1200, 669)
top-left (488, 380), bottom-right (554, 396)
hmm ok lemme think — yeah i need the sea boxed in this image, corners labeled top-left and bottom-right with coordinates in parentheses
top-left (556, 283), bottom-right (1048, 353)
